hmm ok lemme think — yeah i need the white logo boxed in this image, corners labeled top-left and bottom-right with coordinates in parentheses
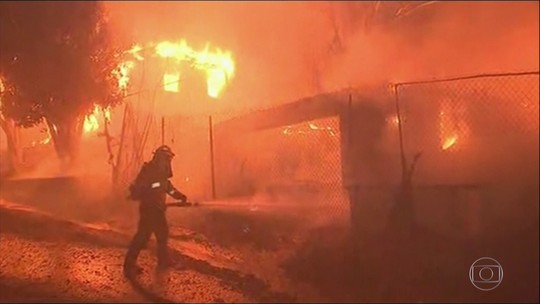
top-left (469, 257), bottom-right (503, 291)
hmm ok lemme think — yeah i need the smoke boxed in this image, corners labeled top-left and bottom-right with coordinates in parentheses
top-left (100, 0), bottom-right (538, 220)
top-left (104, 1), bottom-right (332, 112)
top-left (322, 1), bottom-right (539, 89)
top-left (2, 2), bottom-right (537, 221)
top-left (103, 1), bottom-right (539, 110)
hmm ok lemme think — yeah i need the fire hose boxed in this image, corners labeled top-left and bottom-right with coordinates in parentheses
top-left (165, 200), bottom-right (200, 208)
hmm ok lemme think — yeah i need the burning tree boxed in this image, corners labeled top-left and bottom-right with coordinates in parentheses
top-left (0, 1), bottom-right (127, 165)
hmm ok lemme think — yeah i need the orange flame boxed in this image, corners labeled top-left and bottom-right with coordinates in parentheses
top-left (83, 105), bottom-right (111, 134)
top-left (163, 72), bottom-right (180, 92)
top-left (442, 135), bottom-right (458, 150)
top-left (112, 44), bottom-right (145, 93)
top-left (439, 102), bottom-right (468, 151)
top-left (84, 106), bottom-right (100, 133)
top-left (30, 126), bottom-right (52, 147)
top-left (308, 122), bottom-right (337, 136)
top-left (39, 131), bottom-right (52, 145)
top-left (118, 40), bottom-right (235, 98)
top-left (127, 44), bottom-right (145, 61)
top-left (283, 122), bottom-right (336, 136)
top-left (114, 60), bottom-right (135, 92)
top-left (154, 40), bottom-right (235, 98)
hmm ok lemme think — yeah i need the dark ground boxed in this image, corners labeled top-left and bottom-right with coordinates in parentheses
top-left (0, 177), bottom-right (538, 303)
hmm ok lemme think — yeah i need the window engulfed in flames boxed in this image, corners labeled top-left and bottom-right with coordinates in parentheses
top-left (126, 40), bottom-right (235, 99)
top-left (155, 40), bottom-right (235, 98)
top-left (163, 73), bottom-right (180, 93)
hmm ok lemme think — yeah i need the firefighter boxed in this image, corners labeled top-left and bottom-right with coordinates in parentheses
top-left (123, 145), bottom-right (187, 277)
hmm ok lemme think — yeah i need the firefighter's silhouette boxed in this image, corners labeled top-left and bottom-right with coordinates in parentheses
top-left (123, 145), bottom-right (187, 277)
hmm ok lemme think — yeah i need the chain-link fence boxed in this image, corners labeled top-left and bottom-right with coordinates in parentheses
top-left (393, 71), bottom-right (539, 237)
top-left (214, 112), bottom-right (349, 223)
top-left (115, 70), bottom-right (539, 234)
top-left (395, 72), bottom-right (539, 184)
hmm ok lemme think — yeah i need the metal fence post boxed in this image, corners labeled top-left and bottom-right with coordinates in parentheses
top-left (393, 84), bottom-right (408, 183)
top-left (208, 115), bottom-right (216, 200)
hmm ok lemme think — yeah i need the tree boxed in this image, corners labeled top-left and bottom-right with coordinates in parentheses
top-left (0, 1), bottom-right (126, 165)
top-left (0, 79), bottom-right (23, 174)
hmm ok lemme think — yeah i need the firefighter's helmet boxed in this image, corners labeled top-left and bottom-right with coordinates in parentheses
top-left (153, 145), bottom-right (175, 159)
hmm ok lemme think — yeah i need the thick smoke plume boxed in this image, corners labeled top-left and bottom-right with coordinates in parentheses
top-left (104, 1), bottom-right (539, 110)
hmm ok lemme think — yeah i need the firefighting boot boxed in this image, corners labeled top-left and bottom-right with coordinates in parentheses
top-left (123, 263), bottom-right (143, 277)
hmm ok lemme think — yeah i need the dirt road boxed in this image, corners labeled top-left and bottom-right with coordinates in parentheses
top-left (0, 202), bottom-right (293, 303)
top-left (1, 194), bottom-right (538, 303)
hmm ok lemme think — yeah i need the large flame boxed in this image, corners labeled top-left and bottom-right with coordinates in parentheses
top-left (84, 106), bottom-right (100, 133)
top-left (163, 72), bottom-right (180, 92)
top-left (155, 40), bottom-right (235, 98)
top-left (111, 44), bottom-right (143, 93)
top-left (118, 40), bottom-right (235, 99)
top-left (83, 105), bottom-right (111, 134)
top-left (114, 60), bottom-right (135, 92)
